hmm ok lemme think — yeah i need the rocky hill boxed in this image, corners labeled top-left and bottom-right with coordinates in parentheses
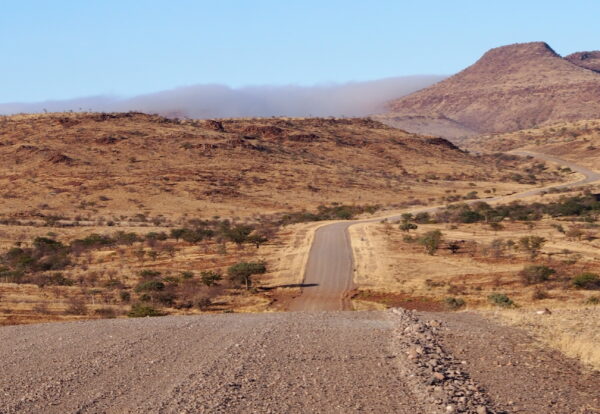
top-left (380, 42), bottom-right (600, 138)
top-left (0, 112), bottom-right (535, 223)
top-left (566, 51), bottom-right (600, 72)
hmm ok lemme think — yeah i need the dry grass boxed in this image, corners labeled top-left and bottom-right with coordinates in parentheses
top-left (0, 218), bottom-right (316, 325)
top-left (349, 191), bottom-right (600, 311)
top-left (484, 307), bottom-right (600, 370)
top-left (463, 118), bottom-right (600, 170)
top-left (0, 112), bottom-right (557, 224)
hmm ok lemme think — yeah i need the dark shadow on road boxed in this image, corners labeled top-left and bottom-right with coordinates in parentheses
top-left (259, 283), bottom-right (319, 291)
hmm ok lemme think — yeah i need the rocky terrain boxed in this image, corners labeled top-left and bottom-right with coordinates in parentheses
top-left (566, 51), bottom-right (600, 72)
top-left (0, 112), bottom-right (533, 222)
top-left (380, 42), bottom-right (600, 137)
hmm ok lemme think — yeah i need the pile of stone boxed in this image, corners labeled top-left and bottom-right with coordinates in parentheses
top-left (390, 308), bottom-right (503, 414)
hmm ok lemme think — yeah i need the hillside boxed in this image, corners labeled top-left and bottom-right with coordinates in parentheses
top-left (0, 112), bottom-right (543, 223)
top-left (566, 51), bottom-right (600, 72)
top-left (461, 119), bottom-right (600, 169)
top-left (380, 42), bottom-right (600, 137)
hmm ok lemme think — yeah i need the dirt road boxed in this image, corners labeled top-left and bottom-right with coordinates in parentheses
top-left (2, 309), bottom-right (598, 413)
top-left (0, 311), bottom-right (437, 414)
top-left (289, 152), bottom-right (600, 311)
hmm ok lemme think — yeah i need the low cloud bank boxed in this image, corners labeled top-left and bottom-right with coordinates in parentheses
top-left (0, 75), bottom-right (444, 118)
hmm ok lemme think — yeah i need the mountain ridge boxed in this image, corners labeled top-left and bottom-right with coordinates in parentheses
top-left (382, 42), bottom-right (600, 137)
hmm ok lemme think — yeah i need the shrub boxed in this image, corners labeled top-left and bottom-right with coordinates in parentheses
top-left (445, 297), bottom-right (466, 310)
top-left (135, 280), bottom-right (165, 292)
top-left (228, 261), bottom-right (267, 289)
top-left (518, 236), bottom-right (546, 259)
top-left (585, 296), bottom-right (600, 305)
top-left (145, 232), bottom-right (168, 241)
top-left (70, 234), bottom-right (114, 251)
top-left (153, 290), bottom-right (176, 306)
top-left (519, 265), bottom-right (555, 285)
top-left (94, 307), bottom-right (117, 318)
top-left (572, 273), bottom-right (600, 290)
top-left (196, 296), bottom-right (212, 310)
top-left (488, 293), bottom-right (515, 308)
top-left (139, 269), bottom-right (161, 279)
top-left (64, 297), bottom-right (88, 315)
top-left (418, 230), bottom-right (443, 255)
top-left (128, 303), bottom-right (163, 317)
top-left (247, 233), bottom-right (268, 248)
top-left (399, 222), bottom-right (418, 232)
top-left (200, 271), bottom-right (222, 287)
top-left (119, 291), bottom-right (131, 302)
top-left (34, 272), bottom-right (75, 287)
top-left (224, 224), bottom-right (254, 245)
top-left (181, 271), bottom-right (194, 279)
top-left (532, 287), bottom-right (550, 300)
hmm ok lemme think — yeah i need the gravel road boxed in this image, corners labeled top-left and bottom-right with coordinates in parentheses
top-left (289, 152), bottom-right (600, 311)
top-left (1, 311), bottom-right (439, 414)
top-left (3, 309), bottom-right (598, 413)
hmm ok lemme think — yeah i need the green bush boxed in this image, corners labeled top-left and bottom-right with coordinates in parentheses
top-left (399, 222), bottom-right (418, 232)
top-left (228, 261), bottom-right (267, 289)
top-left (519, 265), bottom-right (555, 285)
top-left (70, 234), bottom-right (114, 251)
top-left (418, 230), bottom-right (443, 255)
top-left (488, 293), bottom-right (515, 308)
top-left (135, 280), bottom-right (165, 292)
top-left (128, 303), bottom-right (163, 317)
top-left (181, 271), bottom-right (194, 279)
top-left (572, 273), bottom-right (600, 290)
top-left (445, 297), bottom-right (466, 310)
top-left (200, 271), bottom-right (222, 287)
top-left (139, 269), bottom-right (161, 279)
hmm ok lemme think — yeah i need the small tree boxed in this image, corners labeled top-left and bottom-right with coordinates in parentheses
top-left (200, 271), bottom-right (222, 287)
top-left (247, 233), bottom-right (268, 248)
top-left (225, 225), bottom-right (253, 246)
top-left (518, 236), bottom-right (546, 259)
top-left (418, 230), bottom-right (443, 255)
top-left (227, 262), bottom-right (266, 290)
top-left (519, 265), bottom-right (555, 285)
top-left (170, 228), bottom-right (186, 241)
top-left (400, 222), bottom-right (418, 232)
top-left (572, 273), bottom-right (600, 290)
top-left (447, 241), bottom-right (461, 254)
top-left (400, 213), bottom-right (413, 223)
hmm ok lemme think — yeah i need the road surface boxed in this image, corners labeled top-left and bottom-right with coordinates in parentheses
top-left (0, 312), bottom-right (435, 414)
top-left (289, 152), bottom-right (600, 311)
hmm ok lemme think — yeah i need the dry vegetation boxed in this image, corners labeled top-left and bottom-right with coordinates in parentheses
top-left (462, 119), bottom-right (600, 170)
top-left (0, 112), bottom-right (562, 223)
top-left (352, 185), bottom-right (600, 309)
top-left (350, 185), bottom-right (600, 368)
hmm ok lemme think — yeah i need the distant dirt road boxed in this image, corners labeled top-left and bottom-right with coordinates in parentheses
top-left (288, 152), bottom-right (600, 311)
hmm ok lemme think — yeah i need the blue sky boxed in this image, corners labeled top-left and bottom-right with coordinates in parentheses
top-left (2, 0), bottom-right (599, 102)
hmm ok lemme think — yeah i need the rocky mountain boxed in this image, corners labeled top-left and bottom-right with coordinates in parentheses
top-left (380, 42), bottom-right (600, 138)
top-left (565, 51), bottom-right (600, 72)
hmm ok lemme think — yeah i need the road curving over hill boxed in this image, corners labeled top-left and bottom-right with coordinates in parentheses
top-left (289, 151), bottom-right (600, 311)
